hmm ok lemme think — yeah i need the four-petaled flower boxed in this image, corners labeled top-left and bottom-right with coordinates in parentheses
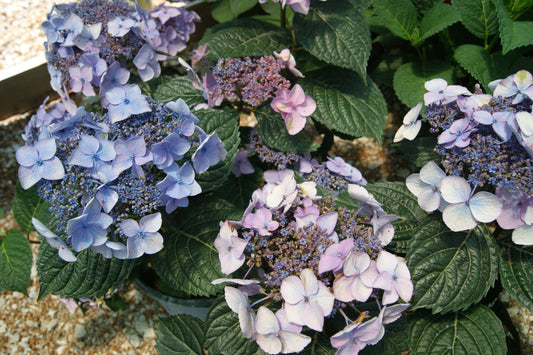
top-left (271, 84), bottom-right (316, 135)
top-left (105, 84), bottom-right (151, 123)
top-left (214, 220), bottom-right (247, 274)
top-left (373, 251), bottom-right (413, 305)
top-left (120, 212), bottom-right (164, 259)
top-left (16, 138), bottom-right (65, 189)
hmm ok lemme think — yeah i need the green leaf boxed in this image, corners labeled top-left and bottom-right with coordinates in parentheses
top-left (407, 215), bottom-right (499, 313)
top-left (205, 297), bottom-right (266, 355)
top-left (372, 0), bottom-right (419, 41)
top-left (294, 0), bottom-right (371, 79)
top-left (0, 230), bottom-right (32, 294)
top-left (194, 109), bottom-right (241, 193)
top-left (499, 243), bottom-right (533, 310)
top-left (152, 76), bottom-right (205, 107)
top-left (200, 18), bottom-right (292, 58)
top-left (151, 198), bottom-right (242, 297)
top-left (255, 106), bottom-right (317, 153)
top-left (492, 0), bottom-right (533, 54)
top-left (211, 0), bottom-right (258, 22)
top-left (104, 294), bottom-right (128, 312)
top-left (410, 305), bottom-right (507, 354)
top-left (452, 0), bottom-right (499, 40)
top-left (37, 242), bottom-right (134, 300)
top-left (12, 184), bottom-right (54, 233)
top-left (397, 136), bottom-right (440, 168)
top-left (415, 3), bottom-right (461, 45)
top-left (393, 61), bottom-right (454, 107)
top-left (214, 171), bottom-right (262, 213)
top-left (155, 315), bottom-right (205, 355)
top-left (300, 68), bottom-right (388, 141)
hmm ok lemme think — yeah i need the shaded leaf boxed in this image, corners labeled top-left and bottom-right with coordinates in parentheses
top-left (393, 61), bottom-right (455, 107)
top-left (499, 242), bottom-right (533, 310)
top-left (152, 76), bottom-right (205, 108)
top-left (492, 0), bottom-right (533, 54)
top-left (410, 305), bottom-right (506, 354)
top-left (397, 136), bottom-right (440, 168)
top-left (0, 230), bottom-right (32, 294)
top-left (156, 315), bottom-right (205, 355)
top-left (372, 0), bottom-right (418, 41)
top-left (300, 68), bottom-right (388, 141)
top-left (12, 184), bottom-right (54, 233)
top-left (407, 215), bottom-right (499, 313)
top-left (294, 0), bottom-right (371, 79)
top-left (416, 3), bottom-right (460, 44)
top-left (211, 0), bottom-right (257, 23)
top-left (452, 0), bottom-right (499, 40)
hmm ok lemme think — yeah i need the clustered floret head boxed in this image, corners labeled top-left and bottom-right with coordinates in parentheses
top-left (18, 97), bottom-right (226, 262)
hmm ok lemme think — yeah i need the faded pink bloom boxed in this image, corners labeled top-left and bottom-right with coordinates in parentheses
top-left (214, 220), bottom-right (247, 274)
top-left (271, 84), bottom-right (316, 135)
top-left (274, 48), bottom-right (304, 78)
top-left (373, 251), bottom-right (413, 305)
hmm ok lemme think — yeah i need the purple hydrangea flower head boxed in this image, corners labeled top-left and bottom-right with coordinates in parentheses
top-left (493, 70), bottom-right (533, 104)
top-left (68, 134), bottom-right (116, 170)
top-left (32, 217), bottom-right (77, 262)
top-left (66, 198), bottom-right (112, 252)
top-left (271, 84), bottom-right (316, 135)
top-left (120, 212), bottom-right (164, 258)
top-left (214, 221), bottom-right (248, 274)
top-left (113, 136), bottom-right (153, 178)
top-left (318, 238), bottom-right (354, 274)
top-left (373, 250), bottom-right (413, 305)
top-left (333, 252), bottom-right (378, 303)
top-left (105, 84), bottom-right (151, 123)
top-left (255, 307), bottom-right (311, 354)
top-left (242, 208), bottom-right (279, 236)
top-left (440, 176), bottom-right (503, 231)
top-left (151, 133), bottom-right (191, 169)
top-left (437, 118), bottom-right (476, 148)
top-left (42, 14), bottom-right (65, 44)
top-left (133, 44), bottom-right (161, 81)
top-left (330, 311), bottom-right (385, 355)
top-left (424, 78), bottom-right (472, 105)
top-left (156, 162), bottom-right (201, 200)
top-left (405, 161), bottom-right (447, 212)
top-left (496, 186), bottom-right (530, 230)
top-left (232, 150), bottom-right (255, 177)
top-left (191, 131), bottom-right (227, 174)
top-left (79, 54), bottom-right (107, 86)
top-left (16, 138), bottom-right (65, 189)
top-left (280, 268), bottom-right (335, 331)
top-left (69, 65), bottom-right (96, 96)
top-left (273, 48), bottom-right (304, 78)
top-left (107, 17), bottom-right (137, 37)
top-left (394, 102), bottom-right (423, 142)
top-left (472, 110), bottom-right (513, 142)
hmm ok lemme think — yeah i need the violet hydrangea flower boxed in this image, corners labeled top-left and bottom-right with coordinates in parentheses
top-left (68, 135), bottom-right (116, 172)
top-left (271, 84), bottom-right (316, 135)
top-left (333, 251), bottom-right (379, 303)
top-left (214, 220), bottom-right (247, 274)
top-left (105, 84), bottom-right (151, 123)
top-left (273, 48), bottom-right (304, 78)
top-left (373, 251), bottom-right (413, 305)
top-left (120, 212), bottom-right (164, 259)
top-left (330, 312), bottom-right (385, 355)
top-left (424, 78), bottom-right (471, 105)
top-left (156, 162), bottom-right (201, 201)
top-left (113, 136), bottom-right (153, 179)
top-left (191, 131), bottom-right (227, 174)
top-left (66, 198), bottom-right (113, 252)
top-left (32, 217), bottom-right (77, 262)
top-left (16, 138), bottom-right (65, 189)
top-left (280, 268), bottom-right (335, 331)
top-left (232, 150), bottom-right (255, 177)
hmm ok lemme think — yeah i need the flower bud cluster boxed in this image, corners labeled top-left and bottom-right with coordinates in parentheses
top-left (18, 97), bottom-right (226, 262)
top-left (213, 169), bottom-right (411, 354)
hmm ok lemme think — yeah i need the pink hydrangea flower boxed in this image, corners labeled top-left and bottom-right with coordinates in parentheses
top-left (214, 220), bottom-right (247, 274)
top-left (330, 311), bottom-right (385, 355)
top-left (333, 251), bottom-right (378, 303)
top-left (271, 84), bottom-right (316, 135)
top-left (280, 268), bottom-right (334, 331)
top-left (274, 48), bottom-right (304, 78)
top-left (373, 251), bottom-right (413, 305)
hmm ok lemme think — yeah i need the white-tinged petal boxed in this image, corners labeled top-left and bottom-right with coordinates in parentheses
top-left (224, 286), bottom-right (248, 314)
top-left (442, 203), bottom-right (477, 231)
top-left (382, 304), bottom-right (410, 324)
top-left (376, 250), bottom-right (398, 275)
top-left (401, 120), bottom-right (422, 141)
top-left (396, 277), bottom-right (413, 302)
top-left (405, 174), bottom-right (426, 197)
top-left (16, 145), bottom-right (39, 167)
top-left (32, 217), bottom-right (58, 239)
top-left (516, 111), bottom-right (533, 136)
top-left (40, 157), bottom-right (65, 180)
top-left (238, 303), bottom-right (255, 339)
top-left (403, 102), bottom-right (423, 124)
top-left (280, 275), bottom-right (305, 304)
top-left (473, 111), bottom-right (494, 125)
top-left (301, 268), bottom-right (319, 295)
top-left (440, 176), bottom-right (471, 203)
top-left (343, 252), bottom-right (370, 277)
top-left (469, 192), bottom-right (503, 223)
top-left (419, 161), bottom-right (446, 186)
top-left (212, 278), bottom-right (260, 285)
top-left (512, 225), bottom-right (533, 245)
top-left (279, 331), bottom-right (311, 354)
top-left (255, 306), bottom-right (280, 335)
top-left (425, 78), bottom-right (447, 92)
top-left (418, 189), bottom-right (442, 212)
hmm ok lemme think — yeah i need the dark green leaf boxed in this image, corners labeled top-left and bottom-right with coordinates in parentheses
top-left (194, 109), bottom-right (241, 193)
top-left (200, 18), bottom-right (292, 58)
top-left (37, 242), bottom-right (134, 300)
top-left (294, 0), bottom-right (371, 79)
top-left (12, 184), bottom-right (54, 233)
top-left (452, 0), bottom-right (499, 40)
top-left (499, 243), bottom-right (533, 310)
top-left (300, 68), bottom-right (388, 141)
top-left (205, 297), bottom-right (266, 355)
top-left (152, 76), bottom-right (205, 107)
top-left (211, 0), bottom-right (257, 22)
top-left (415, 3), bottom-right (460, 45)
top-left (0, 230), bottom-right (32, 294)
top-left (156, 315), bottom-right (205, 355)
top-left (151, 198), bottom-right (241, 297)
top-left (492, 0), bottom-right (533, 54)
top-left (393, 61), bottom-right (454, 107)
top-left (410, 305), bottom-right (506, 354)
top-left (372, 0), bottom-right (418, 41)
top-left (214, 171), bottom-right (262, 213)
top-left (255, 106), bottom-right (318, 153)
top-left (104, 294), bottom-right (128, 312)
top-left (397, 136), bottom-right (440, 168)
top-left (407, 215), bottom-right (499, 313)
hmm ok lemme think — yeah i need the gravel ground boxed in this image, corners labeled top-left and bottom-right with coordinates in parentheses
top-left (0, 0), bottom-right (532, 354)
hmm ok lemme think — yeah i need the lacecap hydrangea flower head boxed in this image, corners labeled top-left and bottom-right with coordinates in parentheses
top-left (43, 0), bottom-right (199, 109)
top-left (213, 168), bottom-right (411, 354)
top-left (396, 70), bottom-right (532, 244)
top-left (17, 97), bottom-right (226, 262)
